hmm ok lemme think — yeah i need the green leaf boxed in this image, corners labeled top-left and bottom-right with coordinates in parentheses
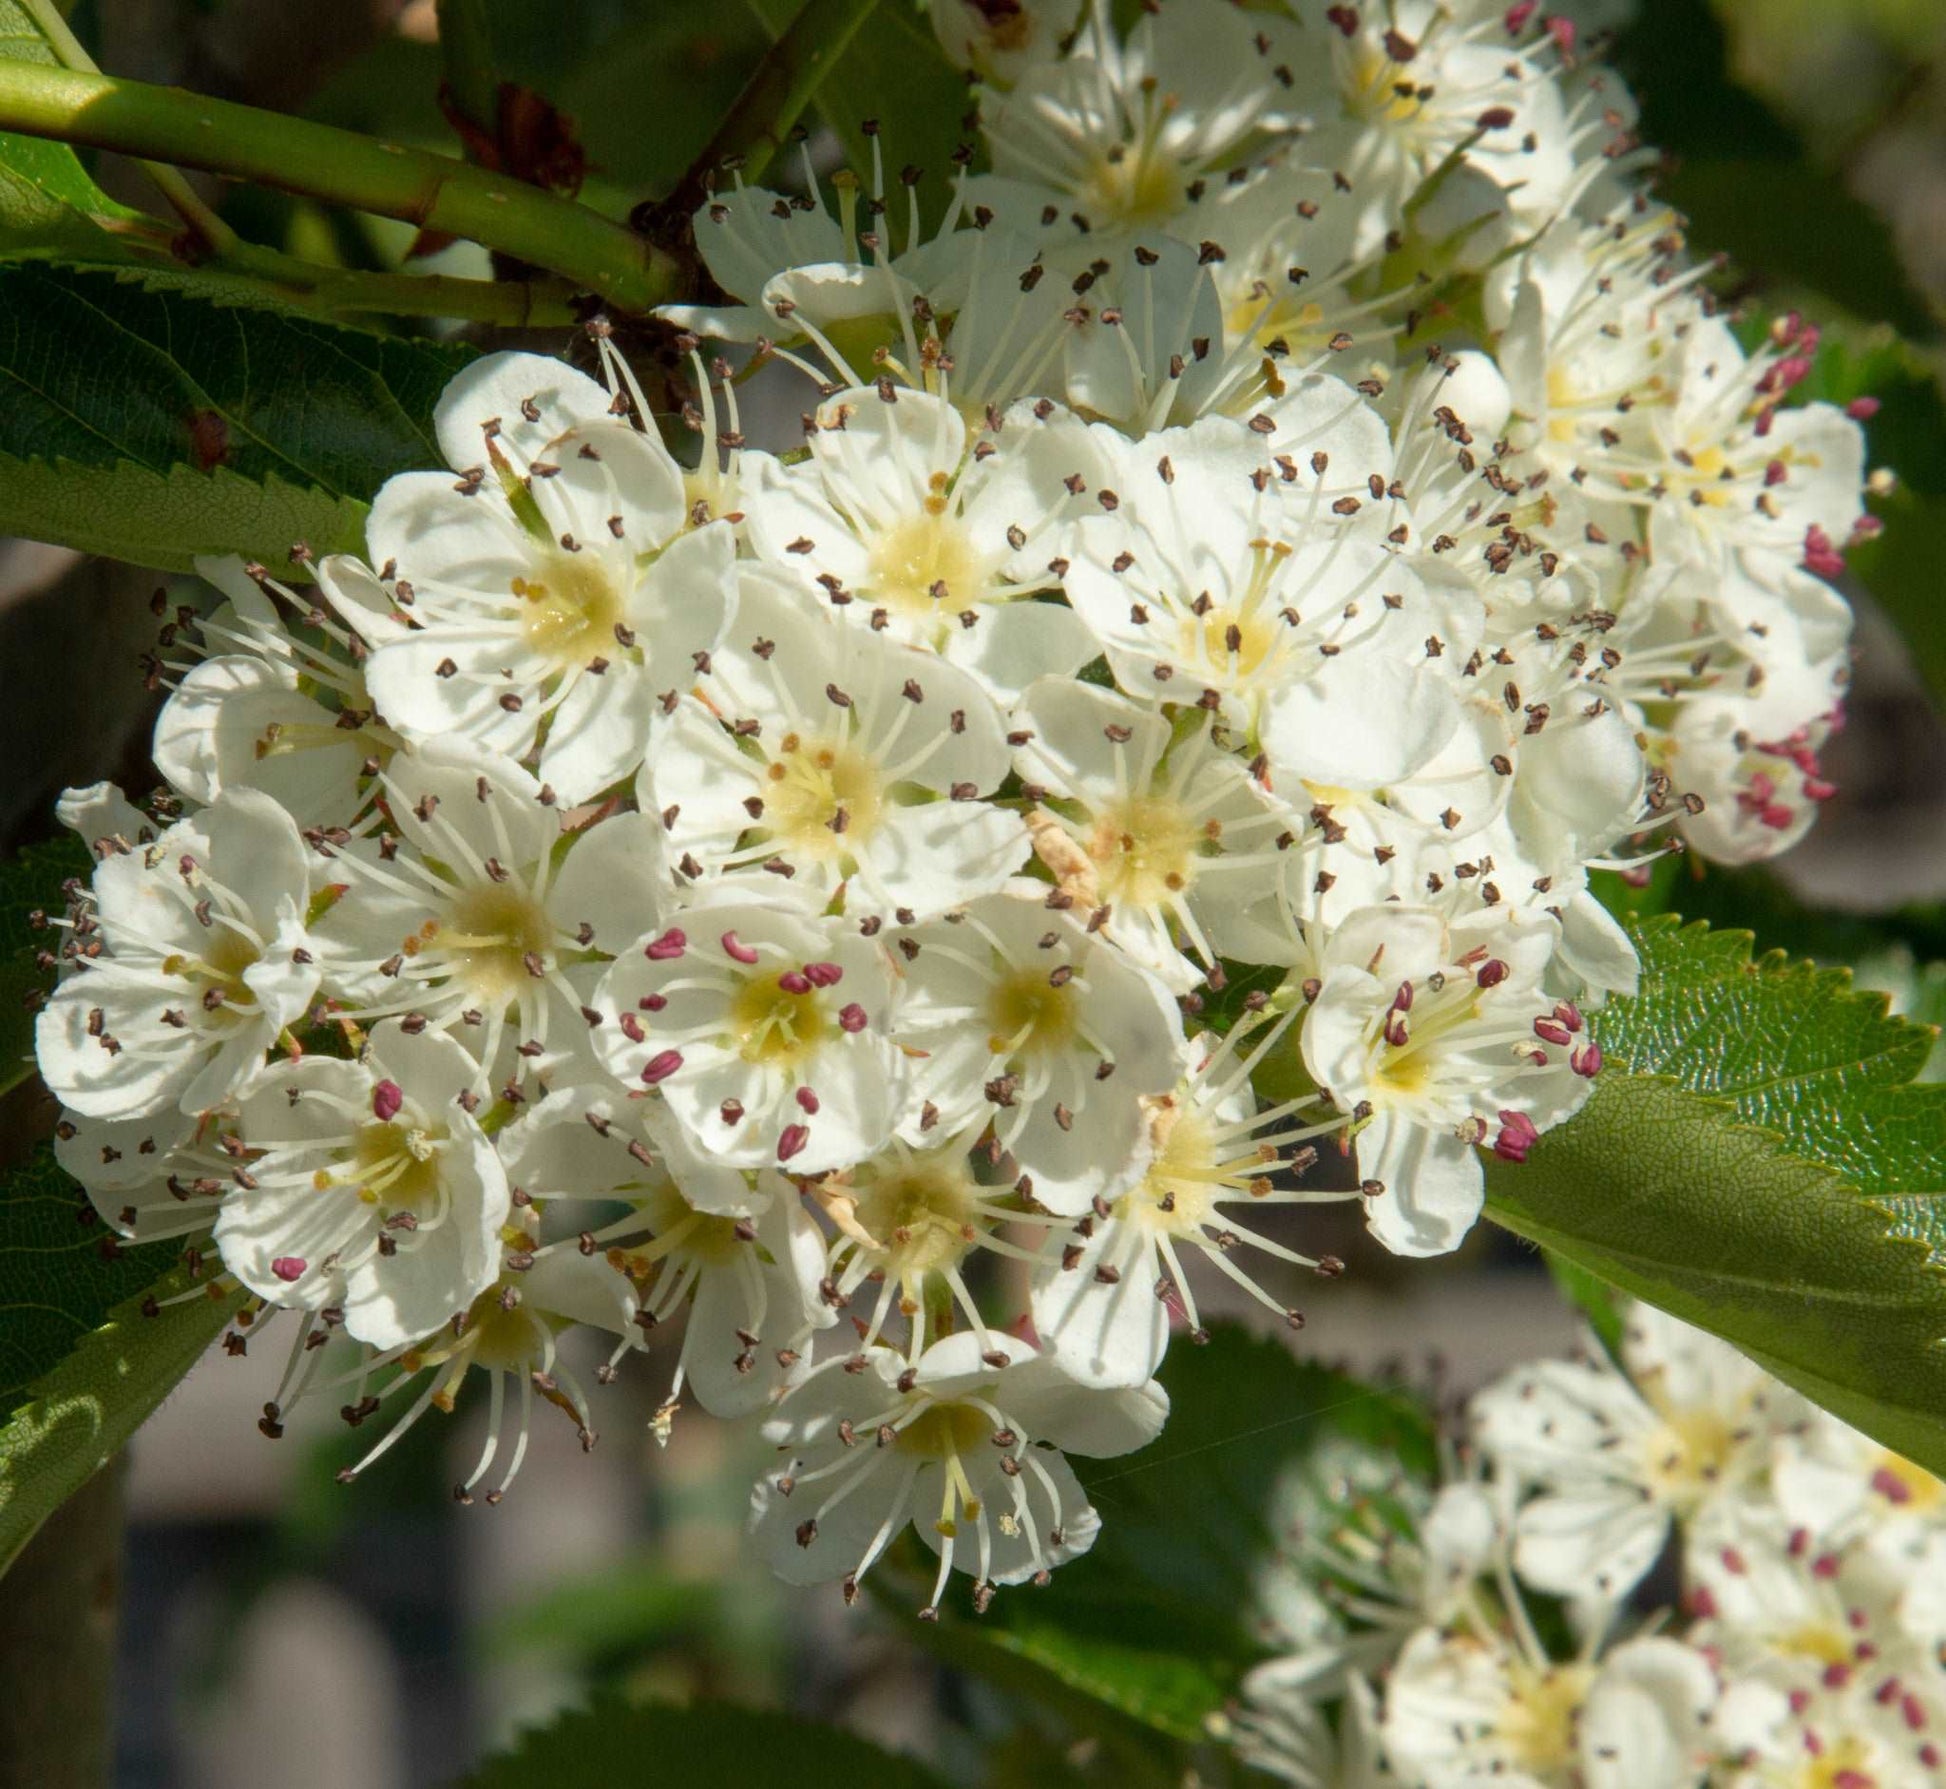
top-left (0, 1241), bottom-right (239, 1576)
top-left (910, 1328), bottom-right (1436, 1749)
top-left (0, 1146), bottom-right (189, 1424)
top-left (1486, 916), bottom-right (1946, 1477)
top-left (0, 1), bottom-right (161, 265)
top-left (0, 830), bottom-right (87, 1098)
top-left (460, 1695), bottom-right (952, 1789)
top-left (1612, 0), bottom-right (1937, 338)
top-left (1591, 916), bottom-right (1946, 1201)
top-left (744, 0), bottom-right (973, 228)
top-left (0, 262), bottom-right (474, 572)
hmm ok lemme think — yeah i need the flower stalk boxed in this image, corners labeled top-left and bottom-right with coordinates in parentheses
top-left (0, 60), bottom-right (676, 312)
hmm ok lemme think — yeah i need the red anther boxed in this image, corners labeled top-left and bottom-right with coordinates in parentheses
top-left (272, 1256), bottom-right (306, 1283)
top-left (372, 1080), bottom-right (404, 1122)
top-left (1391, 980), bottom-right (1414, 1012)
top-left (1546, 15), bottom-right (1575, 52)
top-left (640, 1049), bottom-right (683, 1085)
top-left (645, 927), bottom-right (687, 960)
top-left (1821, 1663), bottom-right (1852, 1690)
top-left (1764, 459), bottom-right (1788, 487)
top-left (838, 1002), bottom-right (868, 1033)
top-left (777, 970), bottom-right (812, 994)
top-left (1533, 1018), bottom-right (1573, 1047)
top-left (639, 992), bottom-right (667, 1012)
top-left (1323, 3), bottom-right (1359, 36)
top-left (1812, 1552), bottom-right (1839, 1578)
top-left (1504, 0), bottom-right (1537, 31)
top-left (795, 1086), bottom-right (820, 1114)
top-left (720, 930), bottom-right (760, 965)
top-left (1847, 396), bottom-right (1881, 421)
top-left (1719, 1546), bottom-right (1747, 1575)
top-left (1788, 1527), bottom-right (1810, 1557)
top-left (1759, 804), bottom-right (1795, 831)
top-left (1803, 524), bottom-right (1846, 578)
top-left (1383, 1012), bottom-right (1409, 1048)
top-left (1571, 1041), bottom-right (1602, 1079)
top-left (1492, 1110), bottom-right (1539, 1163)
top-left (1904, 1693), bottom-right (1928, 1732)
top-left (619, 1012), bottom-right (645, 1043)
top-left (777, 1123), bottom-right (810, 1162)
top-left (1552, 1001), bottom-right (1583, 1034)
top-left (1872, 1465), bottom-right (1913, 1505)
top-left (1475, 958), bottom-right (1510, 988)
top-left (1804, 778), bottom-right (1838, 803)
top-left (803, 961), bottom-right (844, 988)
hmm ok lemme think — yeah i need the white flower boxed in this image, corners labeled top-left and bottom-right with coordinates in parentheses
top-left (1381, 1628), bottom-right (1717, 1789)
top-left (593, 882), bottom-right (907, 1175)
top-left (37, 789), bottom-right (318, 1120)
top-left (892, 886), bottom-right (1184, 1214)
top-left (1300, 905), bottom-right (1591, 1257)
top-left (649, 568), bottom-right (1028, 918)
top-left (497, 1085), bottom-right (833, 1420)
top-left (314, 739), bottom-right (650, 1091)
top-left (1059, 412), bottom-right (1464, 789)
top-left (353, 350), bottom-right (736, 802)
top-left (963, 0), bottom-right (1304, 251)
top-left (1032, 1009), bottom-right (1356, 1385)
top-left (208, 1021), bottom-right (509, 1349)
top-left (151, 557), bottom-right (396, 828)
top-left (931, 0), bottom-right (1080, 87)
top-left (749, 1331), bottom-right (1166, 1612)
top-left (1769, 1408), bottom-right (1946, 1558)
top-left (1470, 1302), bottom-right (1806, 1604)
top-left (1278, 1), bottom-right (1596, 257)
top-left (738, 382), bottom-right (1112, 697)
top-left (810, 1129), bottom-right (1068, 1360)
top-left (1010, 676), bottom-right (1303, 989)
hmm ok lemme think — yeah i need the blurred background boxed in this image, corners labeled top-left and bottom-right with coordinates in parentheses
top-left (0, 0), bottom-right (1942, 1782)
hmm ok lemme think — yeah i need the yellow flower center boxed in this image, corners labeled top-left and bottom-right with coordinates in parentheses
top-left (852, 1163), bottom-right (980, 1278)
top-left (1638, 1404), bottom-right (1739, 1506)
top-left (865, 494), bottom-right (989, 617)
top-left (896, 1400), bottom-right (995, 1459)
top-left (1087, 792), bottom-right (1209, 909)
top-left (1495, 1661), bottom-right (1594, 1774)
top-left (1080, 138), bottom-right (1187, 225)
top-left (333, 1119), bottom-right (446, 1212)
top-left (765, 731), bottom-right (885, 854)
top-left (729, 969), bottom-right (830, 1069)
top-left (513, 551), bottom-right (626, 668)
top-left (432, 882), bottom-right (554, 1005)
top-left (986, 966), bottom-right (1078, 1057)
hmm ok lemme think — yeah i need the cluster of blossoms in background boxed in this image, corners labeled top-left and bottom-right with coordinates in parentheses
top-left (1231, 1300), bottom-right (1946, 1788)
top-left (29, 0), bottom-right (1877, 1613)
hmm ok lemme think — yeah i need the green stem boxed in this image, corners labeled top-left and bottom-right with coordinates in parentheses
top-left (217, 253), bottom-right (582, 326)
top-left (664, 0), bottom-right (881, 219)
top-left (0, 61), bottom-right (677, 312)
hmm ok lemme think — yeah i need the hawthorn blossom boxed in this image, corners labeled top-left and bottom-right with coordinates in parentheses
top-left (1300, 905), bottom-right (1593, 1256)
top-left (749, 1332), bottom-right (1166, 1612)
top-left (37, 789), bottom-right (319, 1120)
top-left (648, 568), bottom-right (1028, 917)
top-left (892, 887), bottom-right (1184, 1214)
top-left (1470, 1304), bottom-right (1809, 1604)
top-left (1032, 1010), bottom-right (1357, 1385)
top-left (594, 883), bottom-right (908, 1175)
top-left (738, 383), bottom-right (1110, 696)
top-left (202, 1021), bottom-right (509, 1349)
top-left (350, 350), bottom-right (736, 803)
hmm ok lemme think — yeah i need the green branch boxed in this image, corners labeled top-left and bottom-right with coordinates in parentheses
top-left (0, 61), bottom-right (676, 312)
top-left (662, 0), bottom-right (882, 221)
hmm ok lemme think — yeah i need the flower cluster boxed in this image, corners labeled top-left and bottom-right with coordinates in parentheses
top-left (32, 0), bottom-right (1874, 1612)
top-left (1231, 1301), bottom-right (1946, 1788)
